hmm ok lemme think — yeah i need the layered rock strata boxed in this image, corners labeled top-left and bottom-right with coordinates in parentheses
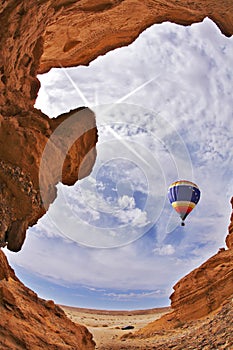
top-left (121, 297), bottom-right (233, 349)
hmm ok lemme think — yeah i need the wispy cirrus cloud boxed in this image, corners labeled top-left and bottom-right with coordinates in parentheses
top-left (103, 290), bottom-right (165, 301)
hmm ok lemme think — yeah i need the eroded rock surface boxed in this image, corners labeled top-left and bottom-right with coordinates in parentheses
top-left (39, 0), bottom-right (233, 74)
top-left (0, 249), bottom-right (95, 350)
top-left (119, 298), bottom-right (233, 349)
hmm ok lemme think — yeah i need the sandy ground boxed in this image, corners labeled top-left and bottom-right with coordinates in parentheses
top-left (61, 298), bottom-right (233, 350)
top-left (61, 305), bottom-right (170, 349)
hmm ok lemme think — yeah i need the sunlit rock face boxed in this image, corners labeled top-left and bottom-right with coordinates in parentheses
top-left (0, 250), bottom-right (95, 349)
top-left (170, 249), bottom-right (233, 321)
top-left (39, 0), bottom-right (233, 74)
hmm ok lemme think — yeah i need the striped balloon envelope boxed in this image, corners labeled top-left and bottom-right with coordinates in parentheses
top-left (168, 180), bottom-right (201, 226)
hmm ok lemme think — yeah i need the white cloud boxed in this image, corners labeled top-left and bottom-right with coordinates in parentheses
top-left (118, 195), bottom-right (135, 209)
top-left (154, 244), bottom-right (175, 256)
top-left (103, 290), bottom-right (164, 301)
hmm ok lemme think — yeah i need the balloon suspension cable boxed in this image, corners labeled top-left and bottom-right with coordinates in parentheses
top-left (181, 221), bottom-right (185, 226)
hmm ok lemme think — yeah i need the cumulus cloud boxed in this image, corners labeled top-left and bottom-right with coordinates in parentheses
top-left (153, 244), bottom-right (175, 256)
top-left (118, 195), bottom-right (135, 209)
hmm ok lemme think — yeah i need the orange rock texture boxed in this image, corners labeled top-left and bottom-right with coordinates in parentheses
top-left (120, 298), bottom-right (233, 349)
top-left (0, 249), bottom-right (95, 349)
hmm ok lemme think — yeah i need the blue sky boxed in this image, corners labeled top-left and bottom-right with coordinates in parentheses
top-left (5, 18), bottom-right (233, 310)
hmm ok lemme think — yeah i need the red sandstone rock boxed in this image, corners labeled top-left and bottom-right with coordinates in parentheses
top-left (0, 249), bottom-right (95, 350)
top-left (121, 298), bottom-right (233, 349)
top-left (170, 249), bottom-right (233, 321)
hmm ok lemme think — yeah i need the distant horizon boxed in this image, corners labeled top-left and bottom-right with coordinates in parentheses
top-left (59, 304), bottom-right (171, 313)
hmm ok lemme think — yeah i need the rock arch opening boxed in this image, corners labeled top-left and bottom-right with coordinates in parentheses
top-left (10, 17), bottom-right (233, 310)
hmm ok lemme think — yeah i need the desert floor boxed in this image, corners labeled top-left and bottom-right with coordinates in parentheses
top-left (61, 305), bottom-right (170, 349)
top-left (61, 297), bottom-right (233, 350)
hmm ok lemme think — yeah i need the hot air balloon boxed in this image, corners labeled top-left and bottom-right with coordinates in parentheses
top-left (168, 180), bottom-right (201, 226)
